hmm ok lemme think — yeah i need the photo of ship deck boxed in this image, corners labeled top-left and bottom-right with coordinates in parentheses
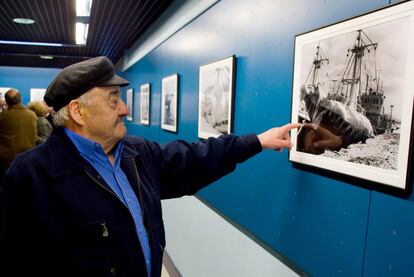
top-left (294, 16), bottom-right (409, 171)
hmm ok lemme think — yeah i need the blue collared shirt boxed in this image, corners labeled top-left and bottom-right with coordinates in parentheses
top-left (64, 128), bottom-right (151, 276)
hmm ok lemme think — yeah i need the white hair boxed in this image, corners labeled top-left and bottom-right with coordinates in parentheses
top-left (51, 106), bottom-right (69, 127)
top-left (51, 92), bottom-right (92, 127)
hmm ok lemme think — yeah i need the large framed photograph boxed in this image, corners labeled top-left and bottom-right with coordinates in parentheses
top-left (289, 1), bottom-right (414, 192)
top-left (198, 55), bottom-right (236, 139)
top-left (161, 74), bottom-right (179, 132)
top-left (140, 83), bottom-right (150, 125)
top-left (126, 88), bottom-right (133, 121)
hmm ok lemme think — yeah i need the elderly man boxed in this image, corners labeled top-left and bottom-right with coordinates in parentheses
top-left (0, 56), bottom-right (299, 277)
top-left (0, 89), bottom-right (37, 180)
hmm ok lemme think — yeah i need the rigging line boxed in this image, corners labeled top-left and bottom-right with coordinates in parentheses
top-left (319, 47), bottom-right (328, 62)
top-left (304, 64), bottom-right (314, 85)
top-left (361, 30), bottom-right (375, 46)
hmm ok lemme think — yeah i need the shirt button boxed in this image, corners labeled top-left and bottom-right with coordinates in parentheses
top-left (126, 198), bottom-right (131, 202)
top-left (110, 267), bottom-right (117, 276)
top-left (101, 223), bottom-right (109, 237)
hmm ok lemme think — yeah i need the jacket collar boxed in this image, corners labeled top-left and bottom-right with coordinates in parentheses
top-left (46, 127), bottom-right (87, 178)
top-left (8, 103), bottom-right (26, 110)
top-left (122, 142), bottom-right (141, 160)
top-left (46, 127), bottom-right (140, 178)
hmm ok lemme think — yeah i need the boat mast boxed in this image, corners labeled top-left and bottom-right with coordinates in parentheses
top-left (305, 45), bottom-right (329, 93)
top-left (341, 30), bottom-right (378, 107)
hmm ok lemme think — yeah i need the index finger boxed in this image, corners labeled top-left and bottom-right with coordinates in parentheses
top-left (281, 123), bottom-right (302, 132)
top-left (303, 123), bottom-right (318, 130)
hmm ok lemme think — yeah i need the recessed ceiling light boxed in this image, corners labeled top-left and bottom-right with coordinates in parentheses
top-left (0, 40), bottom-right (63, 47)
top-left (76, 0), bottom-right (93, 16)
top-left (40, 55), bottom-right (54, 60)
top-left (76, 22), bottom-right (89, 45)
top-left (13, 18), bottom-right (35, 24)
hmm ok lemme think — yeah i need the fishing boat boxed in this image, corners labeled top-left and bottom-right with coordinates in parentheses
top-left (298, 29), bottom-right (394, 153)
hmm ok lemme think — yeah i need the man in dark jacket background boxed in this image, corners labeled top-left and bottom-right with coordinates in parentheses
top-left (0, 89), bottom-right (37, 180)
top-left (0, 56), bottom-right (299, 277)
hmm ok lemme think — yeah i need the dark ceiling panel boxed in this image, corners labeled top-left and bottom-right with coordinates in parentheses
top-left (0, 0), bottom-right (75, 43)
top-left (0, 0), bottom-right (173, 68)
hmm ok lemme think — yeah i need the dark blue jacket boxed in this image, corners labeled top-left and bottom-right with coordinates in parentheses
top-left (0, 127), bottom-right (262, 277)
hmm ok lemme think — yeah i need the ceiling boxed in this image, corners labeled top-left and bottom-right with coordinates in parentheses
top-left (0, 0), bottom-right (173, 68)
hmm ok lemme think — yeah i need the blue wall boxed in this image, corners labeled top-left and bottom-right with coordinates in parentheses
top-left (123, 0), bottom-right (414, 276)
top-left (0, 66), bottom-right (60, 104)
top-left (2, 1), bottom-right (409, 276)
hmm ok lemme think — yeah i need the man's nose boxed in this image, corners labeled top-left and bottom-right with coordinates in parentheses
top-left (119, 99), bottom-right (130, 116)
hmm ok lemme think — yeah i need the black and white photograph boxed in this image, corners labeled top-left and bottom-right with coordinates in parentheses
top-left (289, 1), bottom-right (414, 191)
top-left (0, 87), bottom-right (10, 95)
top-left (126, 88), bottom-right (133, 121)
top-left (161, 74), bottom-right (178, 132)
top-left (30, 88), bottom-right (46, 102)
top-left (0, 88), bottom-right (8, 112)
top-left (198, 56), bottom-right (235, 139)
top-left (140, 83), bottom-right (150, 125)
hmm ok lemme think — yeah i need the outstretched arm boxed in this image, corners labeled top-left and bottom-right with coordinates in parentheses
top-left (138, 123), bottom-right (301, 199)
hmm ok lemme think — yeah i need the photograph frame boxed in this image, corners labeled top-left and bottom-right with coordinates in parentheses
top-left (289, 1), bottom-right (414, 193)
top-left (126, 88), bottom-right (133, 121)
top-left (0, 87), bottom-right (10, 112)
top-left (140, 83), bottom-right (150, 126)
top-left (30, 88), bottom-right (46, 102)
top-left (198, 55), bottom-right (236, 139)
top-left (161, 74), bottom-right (179, 132)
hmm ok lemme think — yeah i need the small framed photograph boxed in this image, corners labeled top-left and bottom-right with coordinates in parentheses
top-left (126, 88), bottom-right (133, 121)
top-left (0, 88), bottom-right (9, 112)
top-left (198, 55), bottom-right (236, 139)
top-left (140, 83), bottom-right (150, 125)
top-left (30, 88), bottom-right (46, 102)
top-left (0, 87), bottom-right (10, 95)
top-left (161, 74), bottom-right (179, 132)
top-left (289, 1), bottom-right (414, 192)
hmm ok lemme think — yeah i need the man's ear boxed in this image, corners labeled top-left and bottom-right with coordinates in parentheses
top-left (68, 100), bottom-right (85, 126)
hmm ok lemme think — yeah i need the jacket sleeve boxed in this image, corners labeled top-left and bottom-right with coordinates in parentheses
top-left (150, 134), bottom-right (262, 199)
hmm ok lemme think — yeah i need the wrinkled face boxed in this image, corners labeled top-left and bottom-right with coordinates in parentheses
top-left (81, 86), bottom-right (129, 147)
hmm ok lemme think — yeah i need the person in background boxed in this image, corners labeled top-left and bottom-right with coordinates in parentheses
top-left (28, 101), bottom-right (53, 144)
top-left (0, 99), bottom-right (7, 112)
top-left (0, 89), bottom-right (37, 181)
top-left (0, 56), bottom-right (300, 277)
top-left (44, 101), bottom-right (56, 129)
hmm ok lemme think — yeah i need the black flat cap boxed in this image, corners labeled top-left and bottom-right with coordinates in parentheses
top-left (44, 56), bottom-right (129, 111)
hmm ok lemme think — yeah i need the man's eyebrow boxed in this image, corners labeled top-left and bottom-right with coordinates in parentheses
top-left (108, 89), bottom-right (120, 97)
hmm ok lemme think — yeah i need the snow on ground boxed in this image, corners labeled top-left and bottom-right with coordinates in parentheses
top-left (321, 131), bottom-right (400, 170)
